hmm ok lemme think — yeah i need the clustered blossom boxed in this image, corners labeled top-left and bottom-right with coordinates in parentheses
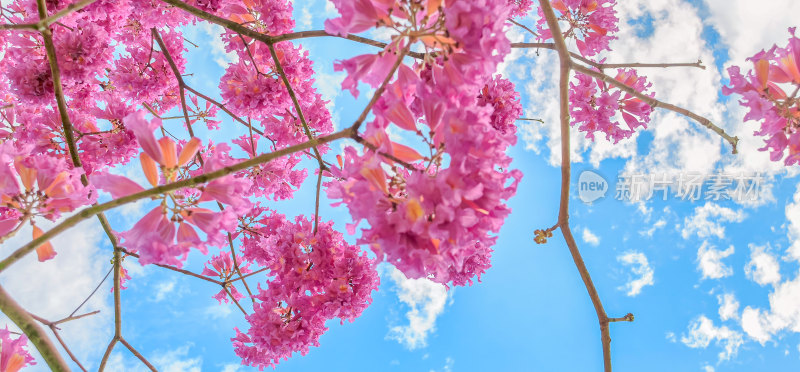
top-left (0, 327), bottom-right (36, 372)
top-left (202, 252), bottom-right (251, 303)
top-left (325, 0), bottom-right (523, 286)
top-left (0, 0), bottom-right (671, 368)
top-left (724, 28), bottom-right (800, 165)
top-left (235, 210), bottom-right (379, 369)
top-left (478, 75), bottom-right (525, 135)
top-left (92, 111), bottom-right (246, 267)
top-left (0, 142), bottom-right (96, 261)
top-left (231, 135), bottom-right (308, 200)
top-left (569, 69), bottom-right (654, 142)
top-left (536, 0), bottom-right (619, 57)
top-left (508, 0), bottom-right (534, 17)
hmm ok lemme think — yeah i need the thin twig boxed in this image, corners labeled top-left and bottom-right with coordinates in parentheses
top-left (120, 337), bottom-right (157, 372)
top-left (69, 266), bottom-right (113, 317)
top-left (120, 248), bottom-right (223, 285)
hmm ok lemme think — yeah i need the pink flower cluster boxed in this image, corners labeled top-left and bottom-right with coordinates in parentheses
top-left (509, 0), bottom-right (535, 17)
top-left (569, 69), bottom-right (654, 142)
top-left (0, 327), bottom-right (35, 372)
top-left (202, 251), bottom-right (251, 303)
top-left (325, 0), bottom-right (523, 287)
top-left (536, 0), bottom-right (619, 57)
top-left (723, 28), bottom-right (800, 164)
top-left (234, 210), bottom-right (379, 369)
top-left (0, 141), bottom-right (96, 261)
top-left (92, 111), bottom-right (247, 267)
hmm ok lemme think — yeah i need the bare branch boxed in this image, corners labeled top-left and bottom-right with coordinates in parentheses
top-left (120, 337), bottom-right (157, 371)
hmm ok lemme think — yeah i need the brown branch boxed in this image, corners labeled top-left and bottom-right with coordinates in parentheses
top-left (599, 61), bottom-right (705, 70)
top-left (511, 43), bottom-right (706, 71)
top-left (153, 29), bottom-right (259, 304)
top-left (352, 46), bottom-right (409, 132)
top-left (538, 1), bottom-right (616, 371)
top-left (69, 266), bottom-right (113, 317)
top-left (227, 267), bottom-right (268, 283)
top-left (0, 22), bottom-right (36, 30)
top-left (227, 234), bottom-right (255, 301)
top-left (571, 63), bottom-right (738, 153)
top-left (266, 41), bottom-right (328, 233)
top-left (120, 337), bottom-right (157, 372)
top-left (270, 29), bottom-right (426, 59)
top-left (182, 85), bottom-right (265, 136)
top-left (1, 127), bottom-right (354, 272)
top-left (97, 338), bottom-right (118, 372)
top-left (0, 284), bottom-right (70, 371)
top-left (51, 328), bottom-right (88, 372)
top-left (508, 18), bottom-right (539, 39)
top-left (29, 311), bottom-right (99, 372)
top-left (37, 0), bottom-right (98, 28)
top-left (98, 247), bottom-right (123, 372)
top-left (53, 310), bottom-right (100, 325)
top-left (225, 287), bottom-right (248, 316)
top-left (120, 248), bottom-right (223, 285)
top-left (609, 313), bottom-right (635, 323)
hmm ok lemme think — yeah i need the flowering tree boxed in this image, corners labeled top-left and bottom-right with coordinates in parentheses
top-left (0, 0), bottom-right (791, 370)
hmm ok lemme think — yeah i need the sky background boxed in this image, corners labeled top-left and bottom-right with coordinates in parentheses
top-left (2, 0), bottom-right (800, 371)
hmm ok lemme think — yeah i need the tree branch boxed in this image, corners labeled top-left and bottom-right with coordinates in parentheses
top-left (571, 63), bottom-right (738, 153)
top-left (537, 1), bottom-right (616, 371)
top-left (1, 128), bottom-right (355, 272)
top-left (0, 284), bottom-right (70, 371)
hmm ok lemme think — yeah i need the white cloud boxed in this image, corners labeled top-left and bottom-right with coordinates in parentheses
top-left (198, 23), bottom-right (239, 68)
top-left (386, 267), bottom-right (450, 350)
top-left (582, 228), bottom-right (600, 247)
top-left (153, 279), bottom-right (177, 302)
top-left (717, 293), bottom-right (739, 321)
top-left (786, 183), bottom-right (800, 261)
top-left (617, 251), bottom-right (654, 296)
top-left (703, 365), bottom-right (715, 372)
top-left (696, 241), bottom-right (734, 280)
top-left (744, 244), bottom-right (781, 287)
top-left (641, 219), bottom-right (667, 237)
top-left (152, 344), bottom-right (203, 372)
top-left (703, 0), bottom-right (800, 67)
top-left (0, 216), bottom-right (113, 371)
top-left (205, 303), bottom-right (233, 320)
top-left (681, 315), bottom-right (743, 361)
top-left (104, 344), bottom-right (202, 372)
top-left (429, 357), bottom-right (454, 372)
top-left (740, 271), bottom-right (800, 345)
top-left (682, 203), bottom-right (745, 240)
top-left (221, 363), bottom-right (242, 372)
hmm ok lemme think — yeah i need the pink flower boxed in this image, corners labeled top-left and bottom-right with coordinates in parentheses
top-left (324, 0), bottom-right (393, 36)
top-left (724, 28), bottom-right (800, 165)
top-left (569, 69), bottom-right (653, 142)
top-left (235, 211), bottom-right (379, 369)
top-left (536, 0), bottom-right (619, 57)
top-left (0, 327), bottom-right (36, 372)
top-left (91, 172), bottom-right (145, 199)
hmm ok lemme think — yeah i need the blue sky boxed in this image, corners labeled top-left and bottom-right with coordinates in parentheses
top-left (3, 1), bottom-right (800, 371)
